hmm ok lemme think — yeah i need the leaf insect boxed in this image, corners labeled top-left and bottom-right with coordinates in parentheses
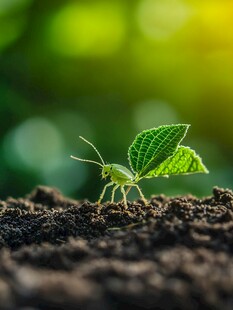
top-left (70, 136), bottom-right (145, 206)
top-left (71, 124), bottom-right (208, 206)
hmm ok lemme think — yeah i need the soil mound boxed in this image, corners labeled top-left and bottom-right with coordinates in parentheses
top-left (0, 186), bottom-right (232, 309)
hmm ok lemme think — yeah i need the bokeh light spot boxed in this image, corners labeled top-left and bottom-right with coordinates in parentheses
top-left (41, 157), bottom-right (88, 195)
top-left (3, 118), bottom-right (64, 172)
top-left (136, 0), bottom-right (192, 39)
top-left (134, 99), bottom-right (179, 131)
top-left (47, 2), bottom-right (125, 57)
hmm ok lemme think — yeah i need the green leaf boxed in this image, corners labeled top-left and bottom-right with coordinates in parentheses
top-left (145, 146), bottom-right (209, 178)
top-left (128, 124), bottom-right (190, 179)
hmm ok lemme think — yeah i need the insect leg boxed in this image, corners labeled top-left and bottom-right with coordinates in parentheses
top-left (120, 186), bottom-right (127, 206)
top-left (125, 186), bottom-right (132, 196)
top-left (111, 184), bottom-right (119, 203)
top-left (120, 186), bottom-right (132, 203)
top-left (128, 184), bottom-right (148, 205)
top-left (98, 181), bottom-right (114, 205)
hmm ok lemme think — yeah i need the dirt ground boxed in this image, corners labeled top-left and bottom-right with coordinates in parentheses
top-left (0, 185), bottom-right (233, 310)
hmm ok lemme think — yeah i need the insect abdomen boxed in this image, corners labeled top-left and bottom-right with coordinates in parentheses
top-left (110, 164), bottom-right (134, 183)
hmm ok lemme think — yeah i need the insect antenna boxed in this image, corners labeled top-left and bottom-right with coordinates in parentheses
top-left (70, 156), bottom-right (103, 167)
top-left (70, 136), bottom-right (105, 167)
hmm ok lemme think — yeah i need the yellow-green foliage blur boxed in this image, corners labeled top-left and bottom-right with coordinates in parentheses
top-left (0, 0), bottom-right (232, 201)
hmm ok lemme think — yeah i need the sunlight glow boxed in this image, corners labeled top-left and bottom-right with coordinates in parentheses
top-left (198, 2), bottom-right (233, 47)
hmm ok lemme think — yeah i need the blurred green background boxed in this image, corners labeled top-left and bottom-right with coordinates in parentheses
top-left (0, 0), bottom-right (232, 201)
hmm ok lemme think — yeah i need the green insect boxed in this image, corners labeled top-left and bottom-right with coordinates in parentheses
top-left (71, 124), bottom-right (208, 206)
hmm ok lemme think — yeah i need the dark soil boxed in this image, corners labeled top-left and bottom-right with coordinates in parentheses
top-left (0, 186), bottom-right (233, 310)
